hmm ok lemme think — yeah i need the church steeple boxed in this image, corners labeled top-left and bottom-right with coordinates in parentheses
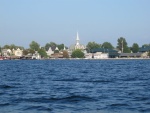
top-left (76, 32), bottom-right (80, 46)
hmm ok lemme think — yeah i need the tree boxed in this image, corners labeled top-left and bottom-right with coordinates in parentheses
top-left (57, 44), bottom-right (64, 50)
top-left (45, 42), bottom-right (57, 51)
top-left (86, 42), bottom-right (101, 53)
top-left (28, 49), bottom-right (35, 54)
top-left (124, 46), bottom-right (131, 53)
top-left (63, 50), bottom-right (69, 58)
top-left (117, 37), bottom-right (131, 53)
top-left (29, 41), bottom-right (40, 51)
top-left (71, 49), bottom-right (84, 58)
top-left (23, 49), bottom-right (28, 55)
top-left (142, 44), bottom-right (150, 48)
top-left (3, 45), bottom-right (10, 49)
top-left (148, 51), bottom-right (150, 57)
top-left (102, 42), bottom-right (114, 49)
top-left (131, 43), bottom-right (139, 53)
top-left (38, 48), bottom-right (47, 58)
top-left (45, 43), bottom-right (51, 51)
top-left (9, 44), bottom-right (16, 49)
top-left (49, 42), bottom-right (57, 47)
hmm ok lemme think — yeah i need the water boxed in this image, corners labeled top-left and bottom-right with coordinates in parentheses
top-left (0, 59), bottom-right (150, 113)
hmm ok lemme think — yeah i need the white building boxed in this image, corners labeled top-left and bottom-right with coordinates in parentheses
top-left (2, 49), bottom-right (12, 57)
top-left (13, 48), bottom-right (23, 57)
top-left (47, 47), bottom-right (54, 56)
top-left (46, 46), bottom-right (60, 57)
top-left (32, 51), bottom-right (41, 59)
top-left (94, 52), bottom-right (108, 59)
top-left (85, 52), bottom-right (108, 59)
top-left (69, 32), bottom-right (86, 52)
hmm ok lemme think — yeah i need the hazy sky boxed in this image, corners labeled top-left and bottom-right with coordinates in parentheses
top-left (0, 0), bottom-right (150, 48)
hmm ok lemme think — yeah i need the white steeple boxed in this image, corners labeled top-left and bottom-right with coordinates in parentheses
top-left (64, 45), bottom-right (66, 50)
top-left (76, 32), bottom-right (80, 46)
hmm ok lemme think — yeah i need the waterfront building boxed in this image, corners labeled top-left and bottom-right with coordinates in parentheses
top-left (2, 49), bottom-right (12, 57)
top-left (32, 51), bottom-right (41, 59)
top-left (13, 48), bottom-right (23, 57)
top-left (47, 47), bottom-right (54, 56)
top-left (138, 46), bottom-right (150, 58)
top-left (46, 46), bottom-right (60, 57)
top-left (85, 52), bottom-right (108, 59)
top-left (119, 53), bottom-right (144, 58)
top-left (91, 48), bottom-right (119, 58)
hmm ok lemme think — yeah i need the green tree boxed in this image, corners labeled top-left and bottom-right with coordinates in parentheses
top-left (71, 49), bottom-right (84, 58)
top-left (45, 43), bottom-right (51, 51)
top-left (124, 46), bottom-right (131, 53)
top-left (28, 49), bottom-right (35, 54)
top-left (49, 42), bottom-right (57, 47)
top-left (23, 49), bottom-right (28, 55)
top-left (9, 44), bottom-right (16, 49)
top-left (63, 50), bottom-right (69, 58)
top-left (148, 51), bottom-right (150, 57)
top-left (86, 42), bottom-right (101, 53)
top-left (29, 41), bottom-right (40, 51)
top-left (38, 48), bottom-right (47, 58)
top-left (102, 42), bottom-right (114, 49)
top-left (131, 43), bottom-right (139, 53)
top-left (57, 44), bottom-right (64, 50)
top-left (117, 37), bottom-right (131, 53)
top-left (142, 44), bottom-right (150, 48)
top-left (45, 42), bottom-right (57, 51)
top-left (3, 45), bottom-right (10, 49)
top-left (3, 44), bottom-right (24, 50)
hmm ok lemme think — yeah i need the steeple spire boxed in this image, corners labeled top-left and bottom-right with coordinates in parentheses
top-left (76, 32), bottom-right (80, 46)
top-left (76, 32), bottom-right (79, 41)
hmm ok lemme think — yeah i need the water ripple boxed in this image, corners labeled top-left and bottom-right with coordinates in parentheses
top-left (0, 60), bottom-right (150, 113)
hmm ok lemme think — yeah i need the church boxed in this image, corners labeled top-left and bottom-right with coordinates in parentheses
top-left (69, 32), bottom-right (86, 51)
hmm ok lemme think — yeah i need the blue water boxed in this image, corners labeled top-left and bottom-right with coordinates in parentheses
top-left (0, 59), bottom-right (150, 113)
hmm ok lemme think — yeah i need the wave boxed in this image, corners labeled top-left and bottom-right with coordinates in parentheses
top-left (23, 105), bottom-right (52, 111)
top-left (81, 80), bottom-right (113, 83)
top-left (0, 85), bottom-right (15, 89)
top-left (109, 103), bottom-right (129, 107)
top-left (53, 78), bottom-right (79, 82)
top-left (13, 95), bottom-right (96, 104)
top-left (0, 103), bottom-right (10, 107)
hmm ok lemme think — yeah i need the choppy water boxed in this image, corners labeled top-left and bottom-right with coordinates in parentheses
top-left (0, 59), bottom-right (150, 113)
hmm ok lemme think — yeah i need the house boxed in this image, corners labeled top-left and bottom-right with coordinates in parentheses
top-left (94, 52), bottom-right (108, 59)
top-left (85, 52), bottom-right (108, 59)
top-left (47, 47), bottom-right (54, 56)
top-left (139, 46), bottom-right (150, 53)
top-left (32, 51), bottom-right (41, 59)
top-left (51, 53), bottom-right (63, 58)
top-left (47, 46), bottom-right (60, 57)
top-left (85, 53), bottom-right (93, 59)
top-left (119, 53), bottom-right (143, 58)
top-left (13, 48), bottom-right (23, 57)
top-left (138, 46), bottom-right (150, 58)
top-left (2, 49), bottom-right (12, 57)
top-left (91, 48), bottom-right (119, 58)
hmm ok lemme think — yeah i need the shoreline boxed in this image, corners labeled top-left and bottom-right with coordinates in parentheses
top-left (0, 57), bottom-right (150, 60)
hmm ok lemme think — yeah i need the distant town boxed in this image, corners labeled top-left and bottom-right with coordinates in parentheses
top-left (0, 32), bottom-right (150, 60)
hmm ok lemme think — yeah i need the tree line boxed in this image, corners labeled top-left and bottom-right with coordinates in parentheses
top-left (0, 37), bottom-right (150, 58)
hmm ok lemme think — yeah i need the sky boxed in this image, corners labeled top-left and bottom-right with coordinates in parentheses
top-left (0, 0), bottom-right (150, 48)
